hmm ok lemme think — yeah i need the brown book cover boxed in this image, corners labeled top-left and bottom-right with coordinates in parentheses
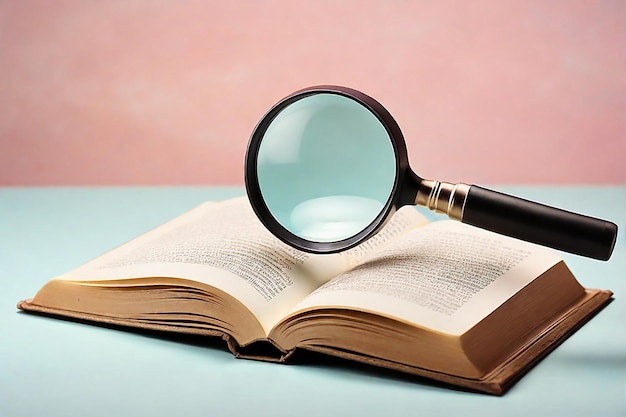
top-left (17, 288), bottom-right (612, 396)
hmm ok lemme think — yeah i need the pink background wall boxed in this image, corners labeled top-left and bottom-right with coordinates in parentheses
top-left (1, 1), bottom-right (624, 186)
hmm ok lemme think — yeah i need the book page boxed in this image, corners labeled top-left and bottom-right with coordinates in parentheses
top-left (340, 205), bottom-right (430, 266)
top-left (283, 221), bottom-right (562, 335)
top-left (56, 197), bottom-right (427, 334)
top-left (58, 197), bottom-right (321, 333)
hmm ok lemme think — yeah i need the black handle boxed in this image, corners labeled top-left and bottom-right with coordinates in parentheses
top-left (462, 185), bottom-right (618, 261)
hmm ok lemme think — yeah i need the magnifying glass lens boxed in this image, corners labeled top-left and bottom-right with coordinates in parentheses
top-left (255, 93), bottom-right (397, 243)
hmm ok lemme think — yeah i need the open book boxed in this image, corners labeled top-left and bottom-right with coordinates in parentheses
top-left (18, 197), bottom-right (612, 395)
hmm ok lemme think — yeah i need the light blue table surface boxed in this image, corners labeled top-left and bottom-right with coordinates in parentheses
top-left (1, 186), bottom-right (624, 417)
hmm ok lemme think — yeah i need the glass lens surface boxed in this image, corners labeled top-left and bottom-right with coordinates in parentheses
top-left (256, 93), bottom-right (397, 242)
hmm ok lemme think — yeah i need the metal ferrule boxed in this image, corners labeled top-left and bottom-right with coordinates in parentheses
top-left (414, 179), bottom-right (470, 221)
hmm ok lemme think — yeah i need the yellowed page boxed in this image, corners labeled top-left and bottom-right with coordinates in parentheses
top-left (56, 197), bottom-right (428, 334)
top-left (283, 221), bottom-right (562, 335)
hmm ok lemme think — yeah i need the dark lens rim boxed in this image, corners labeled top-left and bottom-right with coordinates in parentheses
top-left (244, 85), bottom-right (409, 253)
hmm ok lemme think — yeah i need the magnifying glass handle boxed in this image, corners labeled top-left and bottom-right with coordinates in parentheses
top-left (415, 180), bottom-right (618, 261)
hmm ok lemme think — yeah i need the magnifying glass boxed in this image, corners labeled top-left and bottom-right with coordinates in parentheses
top-left (244, 85), bottom-right (618, 261)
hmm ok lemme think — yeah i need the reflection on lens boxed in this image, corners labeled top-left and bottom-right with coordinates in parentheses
top-left (290, 196), bottom-right (384, 241)
top-left (256, 92), bottom-right (397, 242)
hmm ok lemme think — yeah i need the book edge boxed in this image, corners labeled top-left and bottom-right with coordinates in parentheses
top-left (16, 298), bottom-right (242, 356)
top-left (17, 287), bottom-right (612, 395)
top-left (478, 288), bottom-right (613, 393)
top-left (298, 288), bottom-right (613, 395)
